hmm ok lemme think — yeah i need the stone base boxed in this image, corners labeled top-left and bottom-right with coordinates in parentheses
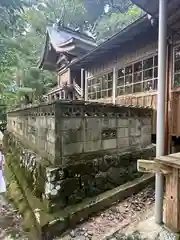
top-left (45, 174), bottom-right (154, 238)
top-left (45, 144), bottom-right (156, 211)
top-left (5, 146), bottom-right (154, 239)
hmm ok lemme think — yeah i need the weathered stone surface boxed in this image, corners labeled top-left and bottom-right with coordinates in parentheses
top-left (98, 155), bottom-right (116, 172)
top-left (62, 129), bottom-right (84, 143)
top-left (5, 129), bottom-right (156, 212)
top-left (117, 119), bottom-right (129, 127)
top-left (68, 189), bottom-right (86, 204)
top-left (7, 101), bottom-right (152, 164)
top-left (102, 139), bottom-right (117, 150)
top-left (6, 102), bottom-right (154, 219)
top-left (94, 172), bottom-right (109, 189)
top-left (46, 167), bottom-right (65, 182)
top-left (117, 128), bottom-right (129, 138)
top-left (5, 125), bottom-right (155, 237)
top-left (46, 178), bottom-right (80, 201)
top-left (107, 167), bottom-right (128, 186)
top-left (117, 137), bottom-right (129, 148)
top-left (62, 142), bottom-right (84, 156)
top-left (112, 153), bottom-right (131, 168)
top-left (64, 162), bottom-right (96, 177)
top-left (84, 140), bottom-right (102, 152)
top-left (81, 174), bottom-right (95, 189)
top-left (61, 118), bottom-right (83, 130)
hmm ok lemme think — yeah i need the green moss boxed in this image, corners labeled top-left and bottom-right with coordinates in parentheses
top-left (5, 151), bottom-right (55, 238)
top-left (5, 136), bottom-right (47, 199)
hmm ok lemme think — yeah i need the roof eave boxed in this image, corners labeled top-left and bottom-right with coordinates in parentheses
top-left (66, 15), bottom-right (149, 69)
top-left (38, 31), bottom-right (49, 69)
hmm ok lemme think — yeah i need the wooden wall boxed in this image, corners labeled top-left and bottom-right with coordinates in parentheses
top-left (58, 69), bottom-right (69, 85)
top-left (171, 91), bottom-right (180, 136)
top-left (86, 42), bottom-right (157, 79)
top-left (85, 41), bottom-right (158, 134)
top-left (115, 93), bottom-right (157, 134)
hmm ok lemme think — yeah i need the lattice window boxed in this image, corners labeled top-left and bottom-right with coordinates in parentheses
top-left (117, 54), bottom-right (158, 96)
top-left (88, 71), bottom-right (113, 100)
top-left (174, 46), bottom-right (180, 87)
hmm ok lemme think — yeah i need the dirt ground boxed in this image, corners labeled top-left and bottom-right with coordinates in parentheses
top-left (0, 195), bottom-right (27, 240)
top-left (0, 185), bottom-right (155, 240)
top-left (59, 185), bottom-right (155, 240)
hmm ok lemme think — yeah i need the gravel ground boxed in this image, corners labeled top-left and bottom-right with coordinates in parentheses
top-left (2, 185), bottom-right (175, 240)
top-left (0, 195), bottom-right (27, 240)
top-left (59, 185), bottom-right (155, 240)
top-left (107, 225), bottom-right (179, 240)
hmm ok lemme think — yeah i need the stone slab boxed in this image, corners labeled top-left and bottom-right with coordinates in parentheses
top-left (48, 174), bottom-right (154, 237)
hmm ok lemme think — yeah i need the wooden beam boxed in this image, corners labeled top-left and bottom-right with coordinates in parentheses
top-left (137, 159), bottom-right (172, 174)
top-left (137, 160), bottom-right (156, 173)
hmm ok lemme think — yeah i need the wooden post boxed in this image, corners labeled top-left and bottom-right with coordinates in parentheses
top-left (165, 168), bottom-right (180, 232)
top-left (68, 68), bottom-right (71, 84)
top-left (81, 68), bottom-right (84, 99)
top-left (84, 70), bottom-right (88, 101)
top-left (138, 153), bottom-right (180, 232)
top-left (112, 67), bottom-right (116, 104)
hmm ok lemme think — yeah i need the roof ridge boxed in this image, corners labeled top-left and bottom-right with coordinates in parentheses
top-left (50, 25), bottom-right (96, 42)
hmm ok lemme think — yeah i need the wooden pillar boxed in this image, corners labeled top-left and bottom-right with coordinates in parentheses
top-left (165, 167), bottom-right (180, 232)
top-left (112, 67), bottom-right (116, 104)
top-left (81, 68), bottom-right (84, 98)
top-left (84, 70), bottom-right (88, 101)
top-left (68, 68), bottom-right (71, 84)
top-left (138, 153), bottom-right (180, 232)
top-left (168, 40), bottom-right (174, 154)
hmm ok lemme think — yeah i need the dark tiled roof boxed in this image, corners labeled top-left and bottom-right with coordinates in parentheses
top-left (46, 26), bottom-right (97, 52)
top-left (131, 0), bottom-right (180, 35)
top-left (67, 15), bottom-right (158, 69)
top-left (38, 25), bottom-right (97, 70)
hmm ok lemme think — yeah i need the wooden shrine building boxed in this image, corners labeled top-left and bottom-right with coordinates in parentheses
top-left (41, 3), bottom-right (180, 150)
top-left (66, 13), bottom-right (180, 149)
top-left (39, 25), bottom-right (96, 100)
top-left (39, 0), bottom-right (180, 233)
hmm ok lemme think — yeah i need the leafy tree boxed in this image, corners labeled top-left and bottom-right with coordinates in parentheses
top-left (95, 5), bottom-right (143, 41)
top-left (0, 0), bottom-right (143, 106)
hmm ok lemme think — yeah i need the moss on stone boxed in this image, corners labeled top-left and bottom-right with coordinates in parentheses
top-left (5, 151), bottom-right (55, 238)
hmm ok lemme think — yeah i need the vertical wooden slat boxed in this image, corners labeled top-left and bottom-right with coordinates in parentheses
top-left (112, 67), bottom-right (117, 104)
top-left (84, 70), bottom-right (88, 101)
top-left (170, 92), bottom-right (180, 135)
top-left (68, 68), bottom-right (71, 84)
top-left (165, 168), bottom-right (180, 232)
top-left (81, 68), bottom-right (84, 98)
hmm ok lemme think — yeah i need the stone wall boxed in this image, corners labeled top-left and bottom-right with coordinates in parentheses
top-left (44, 145), bottom-right (155, 212)
top-left (7, 101), bottom-right (152, 165)
top-left (7, 103), bottom-right (56, 162)
top-left (6, 100), bottom-right (154, 213)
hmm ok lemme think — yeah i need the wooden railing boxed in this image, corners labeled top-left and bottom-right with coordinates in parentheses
top-left (73, 80), bottom-right (83, 97)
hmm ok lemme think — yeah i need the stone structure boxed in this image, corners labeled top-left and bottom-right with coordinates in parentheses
top-left (7, 101), bottom-right (152, 162)
top-left (6, 101), bottom-right (154, 209)
top-left (5, 100), bottom-right (155, 238)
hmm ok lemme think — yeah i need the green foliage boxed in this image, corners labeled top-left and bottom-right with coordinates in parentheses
top-left (96, 5), bottom-right (143, 41)
top-left (0, 0), bottom-right (143, 106)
